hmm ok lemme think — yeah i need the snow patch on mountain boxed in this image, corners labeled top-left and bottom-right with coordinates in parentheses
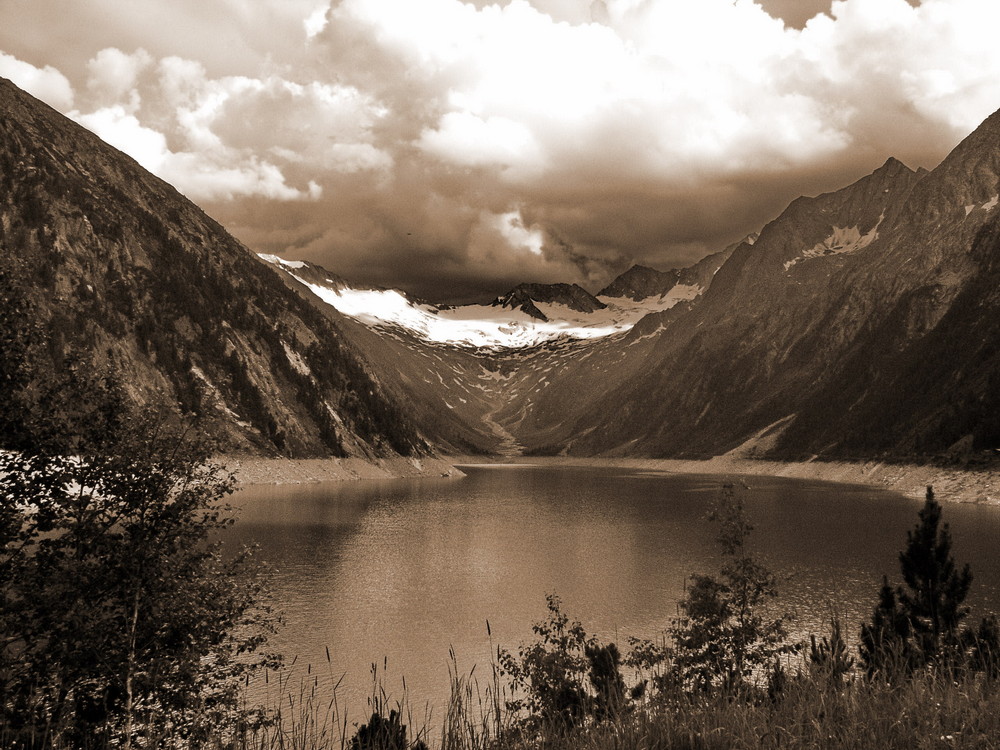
top-left (783, 220), bottom-right (882, 271)
top-left (261, 255), bottom-right (707, 349)
top-left (259, 253), bottom-right (307, 270)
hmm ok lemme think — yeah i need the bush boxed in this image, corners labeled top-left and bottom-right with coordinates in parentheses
top-left (667, 484), bottom-right (796, 694)
top-left (498, 595), bottom-right (630, 735)
top-left (0, 410), bottom-right (277, 748)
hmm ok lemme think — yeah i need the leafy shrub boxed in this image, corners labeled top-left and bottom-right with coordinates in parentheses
top-left (0, 404), bottom-right (277, 748)
top-left (667, 484), bottom-right (796, 694)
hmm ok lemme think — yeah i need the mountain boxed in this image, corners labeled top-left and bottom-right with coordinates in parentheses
top-left (492, 282), bottom-right (607, 321)
top-left (598, 265), bottom-right (680, 300)
top-left (259, 108), bottom-right (1000, 465)
top-left (8, 72), bottom-right (1000, 466)
top-left (506, 118), bottom-right (1000, 460)
top-left (0, 76), bottom-right (426, 458)
top-left (260, 255), bottom-right (717, 350)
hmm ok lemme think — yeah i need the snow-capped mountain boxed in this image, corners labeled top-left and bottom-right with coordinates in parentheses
top-left (260, 255), bottom-right (724, 350)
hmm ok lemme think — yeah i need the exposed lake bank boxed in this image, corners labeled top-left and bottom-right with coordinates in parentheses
top-left (225, 452), bottom-right (997, 503)
top-left (454, 455), bottom-right (1000, 505)
top-left (224, 455), bottom-right (465, 484)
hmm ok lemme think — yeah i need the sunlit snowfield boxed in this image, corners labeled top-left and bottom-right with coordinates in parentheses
top-left (259, 253), bottom-right (703, 348)
top-left (227, 465), bottom-right (1000, 719)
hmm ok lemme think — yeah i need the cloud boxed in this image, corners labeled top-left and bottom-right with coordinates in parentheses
top-left (0, 52), bottom-right (74, 110)
top-left (71, 103), bottom-right (320, 201)
top-left (45, 45), bottom-right (390, 203)
top-left (3, 0), bottom-right (1000, 301)
top-left (86, 47), bottom-right (152, 111)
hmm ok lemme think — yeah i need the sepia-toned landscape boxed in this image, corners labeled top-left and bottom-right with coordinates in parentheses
top-left (5, 2), bottom-right (1000, 748)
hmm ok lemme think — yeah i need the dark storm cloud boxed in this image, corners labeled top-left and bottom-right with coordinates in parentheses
top-left (1, 0), bottom-right (998, 301)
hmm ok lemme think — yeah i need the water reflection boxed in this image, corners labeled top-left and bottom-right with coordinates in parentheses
top-left (227, 466), bottom-right (1000, 719)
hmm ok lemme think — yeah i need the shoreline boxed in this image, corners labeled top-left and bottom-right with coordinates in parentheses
top-left (453, 455), bottom-right (1000, 505)
top-left (223, 453), bottom-right (998, 504)
top-left (224, 455), bottom-right (465, 485)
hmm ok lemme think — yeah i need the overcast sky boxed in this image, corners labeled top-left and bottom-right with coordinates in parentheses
top-left (1, 0), bottom-right (996, 302)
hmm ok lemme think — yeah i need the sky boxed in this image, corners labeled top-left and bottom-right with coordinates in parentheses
top-left (1, 0), bottom-right (998, 303)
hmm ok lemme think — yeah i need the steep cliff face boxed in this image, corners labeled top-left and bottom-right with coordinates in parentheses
top-left (0, 77), bottom-right (426, 458)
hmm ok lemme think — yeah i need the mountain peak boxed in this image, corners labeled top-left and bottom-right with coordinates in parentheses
top-left (878, 156), bottom-right (911, 174)
top-left (492, 283), bottom-right (606, 321)
top-left (598, 265), bottom-right (681, 300)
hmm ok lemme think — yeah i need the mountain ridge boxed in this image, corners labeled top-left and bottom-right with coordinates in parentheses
top-left (5, 75), bottom-right (1000, 465)
top-left (0, 76), bottom-right (427, 459)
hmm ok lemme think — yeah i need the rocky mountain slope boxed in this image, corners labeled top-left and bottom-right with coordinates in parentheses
top-left (508, 115), bottom-right (1000, 460)
top-left (7, 73), bottom-right (1000, 465)
top-left (492, 283), bottom-right (606, 320)
top-left (0, 77), bottom-right (426, 458)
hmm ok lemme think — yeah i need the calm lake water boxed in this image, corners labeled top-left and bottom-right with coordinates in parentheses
top-left (227, 464), bottom-right (1000, 721)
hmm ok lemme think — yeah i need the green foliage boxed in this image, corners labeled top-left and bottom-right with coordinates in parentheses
top-left (668, 484), bottom-right (795, 693)
top-left (0, 407), bottom-right (277, 748)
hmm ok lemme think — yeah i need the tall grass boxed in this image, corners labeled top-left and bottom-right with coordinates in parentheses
top-left (227, 639), bottom-right (1000, 750)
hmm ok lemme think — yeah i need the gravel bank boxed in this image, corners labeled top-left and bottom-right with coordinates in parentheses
top-left (221, 452), bottom-right (997, 504)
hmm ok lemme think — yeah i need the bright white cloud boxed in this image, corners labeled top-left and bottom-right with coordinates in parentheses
top-left (492, 211), bottom-right (545, 256)
top-left (23, 44), bottom-right (395, 202)
top-left (418, 112), bottom-right (544, 173)
top-left (86, 47), bottom-right (152, 111)
top-left (71, 102), bottom-right (319, 202)
top-left (329, 0), bottom-right (1000, 181)
top-left (4, 0), bottom-right (1000, 299)
top-left (304, 3), bottom-right (330, 38)
top-left (0, 52), bottom-right (74, 110)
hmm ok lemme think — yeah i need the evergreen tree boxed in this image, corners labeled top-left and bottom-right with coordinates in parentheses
top-left (897, 487), bottom-right (972, 658)
top-left (860, 486), bottom-right (974, 675)
top-left (858, 576), bottom-right (914, 676)
top-left (809, 613), bottom-right (854, 687)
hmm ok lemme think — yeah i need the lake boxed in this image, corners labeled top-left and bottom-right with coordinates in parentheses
top-left (227, 464), bottom-right (1000, 723)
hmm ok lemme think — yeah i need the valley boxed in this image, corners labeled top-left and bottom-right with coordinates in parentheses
top-left (4, 74), bottom-right (1000, 471)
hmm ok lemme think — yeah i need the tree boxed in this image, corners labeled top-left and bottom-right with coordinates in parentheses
top-left (860, 486), bottom-right (974, 675)
top-left (897, 486), bottom-right (972, 658)
top-left (498, 594), bottom-right (632, 735)
top-left (858, 576), bottom-right (914, 676)
top-left (669, 484), bottom-right (794, 693)
top-left (498, 595), bottom-right (592, 730)
top-left (808, 613), bottom-right (854, 688)
top-left (0, 407), bottom-right (277, 748)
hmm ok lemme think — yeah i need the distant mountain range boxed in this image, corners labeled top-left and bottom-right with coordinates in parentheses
top-left (4, 74), bottom-right (1000, 463)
